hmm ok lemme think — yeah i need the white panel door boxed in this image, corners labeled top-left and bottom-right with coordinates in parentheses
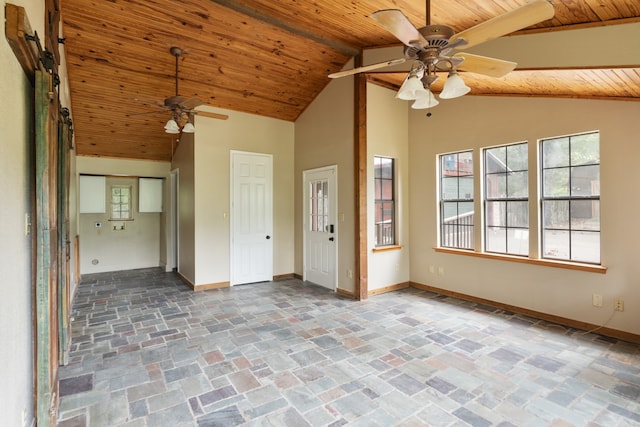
top-left (303, 166), bottom-right (337, 290)
top-left (231, 152), bottom-right (273, 285)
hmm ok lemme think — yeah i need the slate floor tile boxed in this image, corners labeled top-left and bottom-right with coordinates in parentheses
top-left (388, 373), bottom-right (427, 396)
top-left (59, 374), bottom-right (93, 397)
top-left (56, 268), bottom-right (640, 426)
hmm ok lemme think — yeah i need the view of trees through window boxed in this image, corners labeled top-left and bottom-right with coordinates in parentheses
top-left (440, 151), bottom-right (474, 249)
top-left (541, 131), bottom-right (600, 263)
top-left (374, 156), bottom-right (395, 246)
top-left (438, 131), bottom-right (600, 265)
top-left (484, 142), bottom-right (529, 255)
top-left (110, 185), bottom-right (131, 220)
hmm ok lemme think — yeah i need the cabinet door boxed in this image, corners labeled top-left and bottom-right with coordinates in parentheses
top-left (139, 177), bottom-right (163, 212)
top-left (79, 175), bottom-right (106, 213)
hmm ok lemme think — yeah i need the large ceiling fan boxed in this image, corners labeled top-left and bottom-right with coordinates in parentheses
top-left (329, 0), bottom-right (555, 109)
top-left (132, 47), bottom-right (229, 133)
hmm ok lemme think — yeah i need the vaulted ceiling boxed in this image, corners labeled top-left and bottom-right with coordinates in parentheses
top-left (60, 0), bottom-right (640, 162)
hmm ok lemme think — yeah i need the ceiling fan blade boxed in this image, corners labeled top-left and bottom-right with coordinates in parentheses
top-left (329, 58), bottom-right (406, 78)
top-left (449, 0), bottom-right (555, 49)
top-left (180, 97), bottom-right (206, 110)
top-left (194, 111), bottom-right (229, 120)
top-left (370, 9), bottom-right (428, 48)
top-left (454, 53), bottom-right (517, 77)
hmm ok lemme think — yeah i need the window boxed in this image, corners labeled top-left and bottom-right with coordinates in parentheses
top-left (374, 156), bottom-right (395, 246)
top-left (439, 151), bottom-right (474, 249)
top-left (309, 179), bottom-right (328, 232)
top-left (110, 185), bottom-right (132, 220)
top-left (541, 131), bottom-right (600, 263)
top-left (484, 143), bottom-right (529, 256)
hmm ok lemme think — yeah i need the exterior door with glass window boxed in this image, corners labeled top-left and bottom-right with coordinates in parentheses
top-left (303, 166), bottom-right (337, 290)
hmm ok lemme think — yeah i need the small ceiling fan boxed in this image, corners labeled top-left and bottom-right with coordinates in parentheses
top-left (131, 46), bottom-right (229, 133)
top-left (329, 0), bottom-right (555, 109)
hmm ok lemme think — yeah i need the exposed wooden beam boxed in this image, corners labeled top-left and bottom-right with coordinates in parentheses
top-left (354, 53), bottom-right (368, 301)
top-left (5, 3), bottom-right (41, 81)
top-left (207, 0), bottom-right (360, 57)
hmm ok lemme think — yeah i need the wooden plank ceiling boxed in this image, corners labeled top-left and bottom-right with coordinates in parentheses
top-left (60, 0), bottom-right (640, 162)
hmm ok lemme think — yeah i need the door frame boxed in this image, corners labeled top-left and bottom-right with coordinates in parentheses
top-left (168, 169), bottom-right (179, 271)
top-left (302, 165), bottom-right (338, 290)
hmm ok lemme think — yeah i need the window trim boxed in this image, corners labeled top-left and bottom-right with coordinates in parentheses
top-left (438, 150), bottom-right (474, 250)
top-left (434, 131), bottom-right (603, 272)
top-left (539, 131), bottom-right (601, 264)
top-left (109, 184), bottom-right (133, 221)
top-left (374, 156), bottom-right (396, 247)
top-left (483, 141), bottom-right (529, 257)
top-left (435, 246), bottom-right (606, 274)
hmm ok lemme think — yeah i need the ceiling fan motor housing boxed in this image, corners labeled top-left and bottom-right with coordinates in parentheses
top-left (404, 24), bottom-right (455, 59)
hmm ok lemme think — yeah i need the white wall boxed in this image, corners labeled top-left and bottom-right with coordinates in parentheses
top-left (191, 108), bottom-right (295, 286)
top-left (409, 95), bottom-right (640, 335)
top-left (0, 1), bottom-right (43, 425)
top-left (367, 83), bottom-right (410, 291)
top-left (295, 73), bottom-right (356, 293)
top-left (75, 157), bottom-right (170, 274)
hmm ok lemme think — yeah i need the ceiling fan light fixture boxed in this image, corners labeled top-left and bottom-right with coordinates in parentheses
top-left (397, 71), bottom-right (427, 100)
top-left (439, 71), bottom-right (471, 99)
top-left (164, 119), bottom-right (180, 133)
top-left (411, 88), bottom-right (439, 109)
top-left (182, 122), bottom-right (195, 133)
top-left (164, 118), bottom-right (180, 133)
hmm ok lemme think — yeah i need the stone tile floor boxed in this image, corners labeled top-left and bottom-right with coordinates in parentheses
top-left (56, 268), bottom-right (640, 426)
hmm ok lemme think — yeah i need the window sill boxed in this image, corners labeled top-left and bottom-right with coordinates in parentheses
top-left (434, 247), bottom-right (607, 274)
top-left (373, 245), bottom-right (403, 253)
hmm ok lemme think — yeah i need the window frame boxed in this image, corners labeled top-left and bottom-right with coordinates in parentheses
top-left (374, 156), bottom-right (396, 247)
top-left (539, 131), bottom-right (601, 264)
top-left (438, 150), bottom-right (474, 250)
top-left (434, 130), bottom-right (605, 273)
top-left (109, 184), bottom-right (133, 221)
top-left (483, 141), bottom-right (529, 256)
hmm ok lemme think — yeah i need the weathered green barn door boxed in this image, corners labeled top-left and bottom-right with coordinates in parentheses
top-left (58, 119), bottom-right (71, 365)
top-left (35, 69), bottom-right (60, 426)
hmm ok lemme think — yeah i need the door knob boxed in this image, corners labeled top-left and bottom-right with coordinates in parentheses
top-left (266, 235), bottom-right (271, 239)
top-left (329, 237), bottom-right (334, 241)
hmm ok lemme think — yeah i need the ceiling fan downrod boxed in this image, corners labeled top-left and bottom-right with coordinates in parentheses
top-left (425, 0), bottom-right (430, 26)
top-left (169, 46), bottom-right (183, 97)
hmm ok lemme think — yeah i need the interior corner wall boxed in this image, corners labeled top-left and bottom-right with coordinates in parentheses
top-left (409, 95), bottom-right (640, 335)
top-left (0, 1), bottom-right (44, 425)
top-left (75, 157), bottom-right (171, 274)
top-left (171, 134), bottom-right (196, 283)
top-left (366, 83), bottom-right (410, 291)
top-left (295, 75), bottom-right (356, 293)
top-left (192, 109), bottom-right (295, 286)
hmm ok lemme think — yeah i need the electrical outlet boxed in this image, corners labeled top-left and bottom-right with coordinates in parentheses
top-left (438, 266), bottom-right (445, 276)
top-left (25, 214), bottom-right (31, 236)
top-left (614, 299), bottom-right (624, 312)
top-left (347, 269), bottom-right (353, 279)
top-left (592, 294), bottom-right (603, 307)
top-left (429, 265), bottom-right (435, 274)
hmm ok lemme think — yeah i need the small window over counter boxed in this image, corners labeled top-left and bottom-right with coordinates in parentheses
top-left (110, 185), bottom-right (132, 220)
top-left (139, 177), bottom-right (163, 213)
